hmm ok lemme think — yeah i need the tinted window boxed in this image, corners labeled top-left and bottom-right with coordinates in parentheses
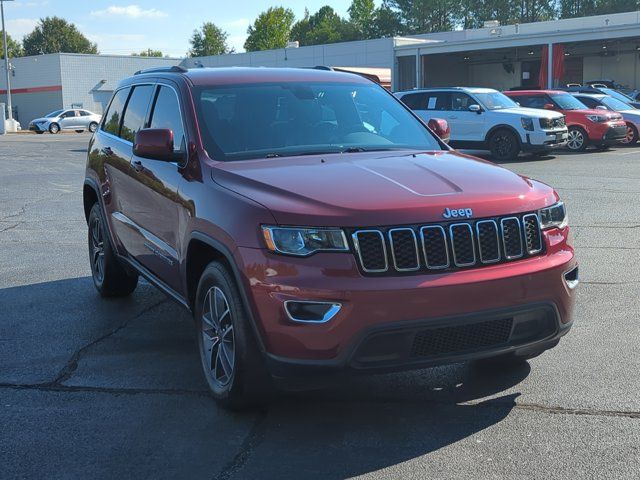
top-left (80, 110), bottom-right (92, 116)
top-left (450, 92), bottom-right (475, 111)
top-left (400, 93), bottom-right (427, 110)
top-left (121, 85), bottom-right (154, 143)
top-left (195, 82), bottom-right (442, 161)
top-left (102, 88), bottom-right (131, 136)
top-left (149, 86), bottom-right (186, 152)
top-left (425, 92), bottom-right (449, 110)
top-left (577, 96), bottom-right (599, 109)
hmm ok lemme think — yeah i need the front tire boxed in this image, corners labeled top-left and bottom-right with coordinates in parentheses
top-left (48, 123), bottom-right (60, 134)
top-left (489, 129), bottom-right (520, 161)
top-left (621, 123), bottom-right (638, 145)
top-left (88, 203), bottom-right (138, 297)
top-left (195, 262), bottom-right (271, 410)
top-left (566, 126), bottom-right (588, 152)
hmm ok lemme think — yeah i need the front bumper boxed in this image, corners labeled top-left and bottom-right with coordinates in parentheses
top-left (28, 123), bottom-right (46, 132)
top-left (523, 128), bottom-right (568, 151)
top-left (600, 124), bottom-right (628, 144)
top-left (236, 227), bottom-right (577, 376)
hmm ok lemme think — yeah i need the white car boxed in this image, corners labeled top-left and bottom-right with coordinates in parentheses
top-left (29, 109), bottom-right (102, 134)
top-left (395, 87), bottom-right (568, 160)
top-left (572, 93), bottom-right (640, 145)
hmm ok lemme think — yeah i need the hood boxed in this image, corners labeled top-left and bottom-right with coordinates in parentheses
top-left (620, 109), bottom-right (640, 119)
top-left (212, 150), bottom-right (558, 227)
top-left (30, 117), bottom-right (52, 123)
top-left (494, 107), bottom-right (564, 119)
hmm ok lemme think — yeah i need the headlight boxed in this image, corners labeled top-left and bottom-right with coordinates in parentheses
top-left (539, 118), bottom-right (551, 129)
top-left (521, 117), bottom-right (534, 131)
top-left (539, 202), bottom-right (568, 230)
top-left (586, 114), bottom-right (607, 123)
top-left (262, 226), bottom-right (349, 256)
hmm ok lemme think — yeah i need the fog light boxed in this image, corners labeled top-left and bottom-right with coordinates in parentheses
top-left (284, 301), bottom-right (341, 323)
top-left (564, 266), bottom-right (579, 290)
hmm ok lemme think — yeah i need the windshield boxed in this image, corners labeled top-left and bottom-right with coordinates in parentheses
top-left (550, 94), bottom-right (587, 110)
top-left (473, 92), bottom-right (519, 110)
top-left (600, 88), bottom-right (635, 105)
top-left (601, 96), bottom-right (633, 111)
top-left (45, 110), bottom-right (64, 118)
top-left (195, 82), bottom-right (442, 161)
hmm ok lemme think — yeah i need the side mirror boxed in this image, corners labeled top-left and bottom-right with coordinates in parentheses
top-left (428, 118), bottom-right (450, 144)
top-left (595, 105), bottom-right (608, 111)
top-left (543, 103), bottom-right (555, 110)
top-left (134, 128), bottom-right (179, 161)
top-left (468, 104), bottom-right (482, 113)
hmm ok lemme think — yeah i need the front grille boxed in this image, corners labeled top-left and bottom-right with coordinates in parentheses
top-left (411, 318), bottom-right (514, 358)
top-left (351, 212), bottom-right (543, 275)
top-left (554, 117), bottom-right (566, 128)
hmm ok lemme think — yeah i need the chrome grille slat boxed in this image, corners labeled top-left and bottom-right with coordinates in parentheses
top-left (352, 230), bottom-right (388, 273)
top-left (420, 226), bottom-right (449, 269)
top-left (476, 220), bottom-right (501, 264)
top-left (388, 228), bottom-right (420, 272)
top-left (500, 217), bottom-right (524, 259)
top-left (351, 213), bottom-right (543, 275)
top-left (449, 223), bottom-right (476, 267)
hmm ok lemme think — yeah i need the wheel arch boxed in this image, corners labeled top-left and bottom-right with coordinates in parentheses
top-left (484, 124), bottom-right (523, 145)
top-left (186, 232), bottom-right (267, 352)
top-left (83, 179), bottom-right (100, 224)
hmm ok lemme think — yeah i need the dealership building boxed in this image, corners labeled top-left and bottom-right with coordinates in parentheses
top-left (2, 10), bottom-right (640, 129)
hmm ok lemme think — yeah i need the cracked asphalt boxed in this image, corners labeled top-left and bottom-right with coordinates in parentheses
top-left (1, 134), bottom-right (639, 479)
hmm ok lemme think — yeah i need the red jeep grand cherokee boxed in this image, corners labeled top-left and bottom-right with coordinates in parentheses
top-left (84, 67), bottom-right (577, 408)
top-left (504, 90), bottom-right (627, 151)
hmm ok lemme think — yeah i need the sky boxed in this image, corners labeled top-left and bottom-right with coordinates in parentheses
top-left (3, 0), bottom-right (380, 57)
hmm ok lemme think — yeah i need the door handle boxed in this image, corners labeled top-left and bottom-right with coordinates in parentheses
top-left (448, 116), bottom-right (458, 120)
top-left (132, 159), bottom-right (144, 172)
top-left (101, 147), bottom-right (113, 156)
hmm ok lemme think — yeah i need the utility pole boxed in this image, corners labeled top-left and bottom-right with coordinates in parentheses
top-left (1, 0), bottom-right (15, 124)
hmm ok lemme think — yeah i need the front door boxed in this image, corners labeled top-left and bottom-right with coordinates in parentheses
top-left (448, 92), bottom-right (485, 142)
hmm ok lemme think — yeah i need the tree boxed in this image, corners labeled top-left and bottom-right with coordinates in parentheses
top-left (23, 17), bottom-right (97, 55)
top-left (1, 31), bottom-right (23, 59)
top-left (244, 7), bottom-right (295, 52)
top-left (290, 6), bottom-right (357, 46)
top-left (348, 0), bottom-right (376, 38)
top-left (559, 0), bottom-right (638, 19)
top-left (132, 49), bottom-right (164, 57)
top-left (371, 2), bottom-right (404, 37)
top-left (387, 0), bottom-right (457, 34)
top-left (188, 22), bottom-right (233, 57)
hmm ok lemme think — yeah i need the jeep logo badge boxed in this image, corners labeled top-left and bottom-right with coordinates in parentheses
top-left (443, 207), bottom-right (473, 219)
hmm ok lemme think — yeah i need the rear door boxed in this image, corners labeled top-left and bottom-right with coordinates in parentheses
top-left (401, 91), bottom-right (455, 136)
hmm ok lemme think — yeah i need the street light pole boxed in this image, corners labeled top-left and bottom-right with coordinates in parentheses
top-left (1, 0), bottom-right (14, 121)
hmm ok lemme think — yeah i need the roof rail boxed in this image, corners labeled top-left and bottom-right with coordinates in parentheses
top-left (134, 65), bottom-right (188, 75)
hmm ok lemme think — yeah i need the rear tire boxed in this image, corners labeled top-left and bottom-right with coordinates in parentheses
top-left (48, 123), bottom-right (60, 134)
top-left (489, 129), bottom-right (520, 161)
top-left (89, 122), bottom-right (98, 133)
top-left (88, 203), bottom-right (138, 297)
top-left (621, 123), bottom-right (638, 145)
top-left (195, 262), bottom-right (271, 410)
top-left (566, 126), bottom-right (588, 152)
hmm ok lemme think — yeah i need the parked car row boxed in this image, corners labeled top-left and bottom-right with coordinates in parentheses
top-left (395, 85), bottom-right (638, 160)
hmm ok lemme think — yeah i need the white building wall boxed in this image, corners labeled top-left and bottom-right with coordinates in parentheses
top-left (583, 52), bottom-right (640, 88)
top-left (181, 38), bottom-right (394, 69)
top-left (60, 54), bottom-right (181, 114)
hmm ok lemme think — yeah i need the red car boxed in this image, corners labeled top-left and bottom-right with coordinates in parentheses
top-left (504, 90), bottom-right (627, 151)
top-left (84, 67), bottom-right (577, 409)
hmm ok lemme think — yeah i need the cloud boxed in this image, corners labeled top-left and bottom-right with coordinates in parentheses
top-left (5, 18), bottom-right (39, 39)
top-left (90, 5), bottom-right (168, 19)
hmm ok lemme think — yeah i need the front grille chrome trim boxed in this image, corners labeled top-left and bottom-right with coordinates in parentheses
top-left (449, 223), bottom-right (476, 267)
top-left (388, 228), bottom-right (420, 272)
top-left (522, 213), bottom-right (543, 254)
top-left (352, 230), bottom-right (388, 273)
top-left (500, 217), bottom-right (524, 260)
top-left (475, 220), bottom-right (501, 264)
top-left (420, 225), bottom-right (450, 270)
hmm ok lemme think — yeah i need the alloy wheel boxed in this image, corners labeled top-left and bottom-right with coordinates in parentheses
top-left (567, 130), bottom-right (584, 150)
top-left (201, 286), bottom-right (235, 387)
top-left (621, 125), bottom-right (635, 144)
top-left (494, 134), bottom-right (513, 158)
top-left (90, 216), bottom-right (105, 283)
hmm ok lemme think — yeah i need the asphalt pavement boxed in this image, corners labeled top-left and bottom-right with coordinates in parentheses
top-left (1, 133), bottom-right (639, 479)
